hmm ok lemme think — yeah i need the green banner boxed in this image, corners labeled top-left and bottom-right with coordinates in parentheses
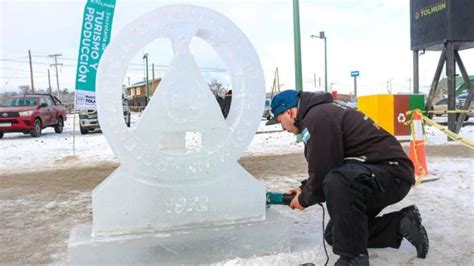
top-left (75, 0), bottom-right (116, 110)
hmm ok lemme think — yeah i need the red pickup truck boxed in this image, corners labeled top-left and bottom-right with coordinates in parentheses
top-left (0, 94), bottom-right (67, 138)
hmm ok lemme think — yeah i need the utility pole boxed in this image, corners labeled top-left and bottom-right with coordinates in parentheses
top-left (152, 63), bottom-right (155, 81)
top-left (310, 31), bottom-right (328, 93)
top-left (386, 79), bottom-right (393, 94)
top-left (276, 67), bottom-right (280, 92)
top-left (152, 63), bottom-right (155, 93)
top-left (314, 73), bottom-right (317, 88)
top-left (47, 69), bottom-right (52, 94)
top-left (143, 53), bottom-right (150, 104)
top-left (270, 68), bottom-right (281, 99)
top-left (351, 71), bottom-right (359, 100)
top-left (353, 77), bottom-right (357, 99)
top-left (293, 0), bottom-right (303, 91)
top-left (413, 50), bottom-right (419, 93)
top-left (49, 53), bottom-right (63, 98)
top-left (324, 34), bottom-right (328, 93)
top-left (28, 50), bottom-right (35, 93)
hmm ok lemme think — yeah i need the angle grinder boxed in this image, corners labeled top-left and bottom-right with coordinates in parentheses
top-left (266, 192), bottom-right (296, 206)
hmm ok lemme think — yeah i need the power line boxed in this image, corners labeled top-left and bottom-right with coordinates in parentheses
top-left (0, 58), bottom-right (54, 66)
top-left (33, 55), bottom-right (75, 61)
top-left (0, 75), bottom-right (48, 79)
top-left (29, 55), bottom-right (227, 71)
top-left (1, 52), bottom-right (227, 74)
top-left (1, 59), bottom-right (226, 72)
top-left (0, 59), bottom-right (75, 68)
top-left (0, 56), bottom-right (28, 60)
top-left (0, 66), bottom-right (48, 74)
top-left (0, 58), bottom-right (28, 62)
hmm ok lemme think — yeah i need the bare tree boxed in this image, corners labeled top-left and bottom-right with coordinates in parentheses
top-left (18, 85), bottom-right (31, 94)
top-left (0, 91), bottom-right (18, 105)
top-left (57, 88), bottom-right (74, 105)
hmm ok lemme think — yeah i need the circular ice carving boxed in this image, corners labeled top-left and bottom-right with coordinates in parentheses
top-left (96, 5), bottom-right (265, 183)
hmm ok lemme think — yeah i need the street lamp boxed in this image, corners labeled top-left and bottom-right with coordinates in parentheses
top-left (310, 31), bottom-right (328, 93)
top-left (142, 53), bottom-right (150, 104)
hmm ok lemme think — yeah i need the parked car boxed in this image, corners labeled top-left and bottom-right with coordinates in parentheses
top-left (456, 93), bottom-right (473, 119)
top-left (432, 97), bottom-right (472, 121)
top-left (79, 96), bottom-right (131, 135)
top-left (334, 100), bottom-right (358, 110)
top-left (432, 98), bottom-right (448, 116)
top-left (0, 94), bottom-right (67, 138)
top-left (263, 98), bottom-right (272, 120)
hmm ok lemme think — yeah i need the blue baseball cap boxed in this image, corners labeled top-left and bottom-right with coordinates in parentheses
top-left (266, 90), bottom-right (300, 125)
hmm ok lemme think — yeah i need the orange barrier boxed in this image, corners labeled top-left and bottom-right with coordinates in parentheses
top-left (408, 110), bottom-right (428, 183)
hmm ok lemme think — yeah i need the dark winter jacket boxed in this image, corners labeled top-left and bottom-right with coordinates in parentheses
top-left (296, 92), bottom-right (415, 207)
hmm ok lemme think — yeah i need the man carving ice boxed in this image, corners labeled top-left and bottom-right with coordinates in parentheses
top-left (267, 90), bottom-right (429, 265)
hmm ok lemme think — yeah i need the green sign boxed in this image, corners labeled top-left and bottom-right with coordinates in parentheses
top-left (75, 0), bottom-right (116, 109)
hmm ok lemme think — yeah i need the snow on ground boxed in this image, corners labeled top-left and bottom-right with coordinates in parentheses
top-left (1, 113), bottom-right (472, 174)
top-left (425, 116), bottom-right (474, 145)
top-left (218, 156), bottom-right (474, 265)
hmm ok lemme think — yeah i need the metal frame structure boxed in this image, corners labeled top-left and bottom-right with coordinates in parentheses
top-left (410, 0), bottom-right (474, 134)
top-left (414, 45), bottom-right (473, 134)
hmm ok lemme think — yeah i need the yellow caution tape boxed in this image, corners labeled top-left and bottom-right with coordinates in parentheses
top-left (427, 109), bottom-right (473, 115)
top-left (406, 109), bottom-right (474, 149)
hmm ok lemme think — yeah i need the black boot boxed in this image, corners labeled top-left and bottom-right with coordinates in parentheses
top-left (334, 254), bottom-right (369, 266)
top-left (399, 205), bottom-right (429, 258)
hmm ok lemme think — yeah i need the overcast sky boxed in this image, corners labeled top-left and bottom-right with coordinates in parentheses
top-left (1, 0), bottom-right (473, 96)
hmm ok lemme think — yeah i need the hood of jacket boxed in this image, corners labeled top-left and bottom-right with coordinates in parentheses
top-left (296, 92), bottom-right (333, 126)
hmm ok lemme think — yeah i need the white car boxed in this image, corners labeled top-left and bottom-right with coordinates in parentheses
top-left (432, 98), bottom-right (448, 116)
top-left (432, 97), bottom-right (472, 120)
top-left (263, 98), bottom-right (272, 120)
top-left (457, 93), bottom-right (473, 119)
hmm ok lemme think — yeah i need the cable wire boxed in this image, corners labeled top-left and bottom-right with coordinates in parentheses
top-left (318, 203), bottom-right (329, 266)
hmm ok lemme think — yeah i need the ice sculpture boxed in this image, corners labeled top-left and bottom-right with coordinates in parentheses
top-left (68, 5), bottom-right (290, 264)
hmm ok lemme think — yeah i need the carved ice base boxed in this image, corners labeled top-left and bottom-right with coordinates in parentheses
top-left (92, 163), bottom-right (266, 235)
top-left (68, 209), bottom-right (291, 264)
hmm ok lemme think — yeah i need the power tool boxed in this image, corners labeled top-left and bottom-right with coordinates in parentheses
top-left (266, 191), bottom-right (330, 265)
top-left (266, 192), bottom-right (296, 206)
